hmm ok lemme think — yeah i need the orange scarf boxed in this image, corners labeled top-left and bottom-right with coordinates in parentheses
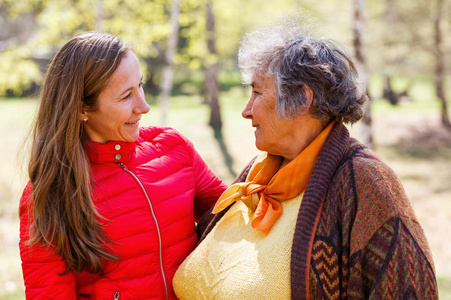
top-left (212, 122), bottom-right (334, 234)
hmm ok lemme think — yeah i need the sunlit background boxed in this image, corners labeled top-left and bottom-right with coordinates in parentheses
top-left (1, 0), bottom-right (451, 298)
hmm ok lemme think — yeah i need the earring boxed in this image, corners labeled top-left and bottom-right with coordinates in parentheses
top-left (83, 116), bottom-right (88, 122)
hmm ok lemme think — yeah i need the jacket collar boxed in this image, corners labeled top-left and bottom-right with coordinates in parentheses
top-left (84, 139), bottom-right (135, 164)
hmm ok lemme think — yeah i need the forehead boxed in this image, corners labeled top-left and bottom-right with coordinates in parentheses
top-left (108, 51), bottom-right (140, 83)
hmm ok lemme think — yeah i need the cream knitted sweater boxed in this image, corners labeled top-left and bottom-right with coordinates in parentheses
top-left (173, 192), bottom-right (303, 299)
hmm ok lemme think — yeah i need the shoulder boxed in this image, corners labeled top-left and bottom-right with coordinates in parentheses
top-left (336, 138), bottom-right (396, 183)
top-left (19, 182), bottom-right (33, 216)
top-left (344, 139), bottom-right (402, 192)
top-left (336, 138), bottom-right (407, 209)
top-left (333, 139), bottom-right (425, 249)
top-left (19, 182), bottom-right (34, 241)
top-left (134, 126), bottom-right (197, 166)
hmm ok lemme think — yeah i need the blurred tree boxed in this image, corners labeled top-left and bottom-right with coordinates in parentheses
top-left (0, 0), bottom-right (342, 97)
top-left (0, 1), bottom-right (41, 52)
top-left (160, 0), bottom-right (181, 126)
top-left (0, 0), bottom-right (46, 96)
top-left (433, 0), bottom-right (451, 129)
top-left (0, 0), bottom-right (172, 97)
top-left (352, 0), bottom-right (373, 148)
top-left (205, 0), bottom-right (236, 177)
top-left (95, 0), bottom-right (104, 31)
top-left (205, 0), bottom-right (221, 134)
top-left (365, 0), bottom-right (428, 77)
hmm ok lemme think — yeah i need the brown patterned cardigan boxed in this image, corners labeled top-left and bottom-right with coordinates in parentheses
top-left (197, 122), bottom-right (438, 299)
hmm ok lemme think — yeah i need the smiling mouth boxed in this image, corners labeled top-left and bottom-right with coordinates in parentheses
top-left (125, 120), bottom-right (139, 125)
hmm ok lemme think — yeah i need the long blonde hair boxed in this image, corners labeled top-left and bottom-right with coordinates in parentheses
top-left (28, 32), bottom-right (131, 273)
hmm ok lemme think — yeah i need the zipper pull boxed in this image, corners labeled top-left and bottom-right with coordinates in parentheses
top-left (114, 291), bottom-right (119, 300)
top-left (117, 162), bottom-right (128, 171)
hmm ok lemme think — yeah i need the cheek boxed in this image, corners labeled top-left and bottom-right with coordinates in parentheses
top-left (258, 97), bottom-right (276, 118)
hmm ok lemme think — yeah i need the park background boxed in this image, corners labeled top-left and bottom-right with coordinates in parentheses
top-left (1, 0), bottom-right (451, 298)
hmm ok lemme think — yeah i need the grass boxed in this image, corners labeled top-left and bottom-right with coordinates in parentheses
top-left (1, 88), bottom-right (451, 298)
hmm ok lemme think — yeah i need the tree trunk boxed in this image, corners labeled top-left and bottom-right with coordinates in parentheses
top-left (385, 0), bottom-right (394, 24)
top-left (352, 0), bottom-right (373, 148)
top-left (433, 0), bottom-right (451, 129)
top-left (205, 0), bottom-right (222, 134)
top-left (205, 0), bottom-right (236, 178)
top-left (160, 0), bottom-right (181, 126)
top-left (96, 0), bottom-right (104, 31)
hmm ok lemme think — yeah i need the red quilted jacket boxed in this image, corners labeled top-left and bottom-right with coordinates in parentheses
top-left (19, 126), bottom-right (227, 299)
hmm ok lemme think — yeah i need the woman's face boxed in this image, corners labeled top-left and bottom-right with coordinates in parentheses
top-left (241, 75), bottom-right (299, 158)
top-left (242, 74), bottom-right (322, 161)
top-left (83, 51), bottom-right (150, 143)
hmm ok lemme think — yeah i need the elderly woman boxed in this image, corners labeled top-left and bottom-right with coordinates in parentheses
top-left (19, 32), bottom-right (227, 299)
top-left (173, 20), bottom-right (438, 299)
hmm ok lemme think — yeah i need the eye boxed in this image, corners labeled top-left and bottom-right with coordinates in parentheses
top-left (122, 93), bottom-right (131, 100)
top-left (139, 81), bottom-right (145, 88)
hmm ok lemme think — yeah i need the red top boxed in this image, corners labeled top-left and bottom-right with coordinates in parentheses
top-left (19, 126), bottom-right (227, 299)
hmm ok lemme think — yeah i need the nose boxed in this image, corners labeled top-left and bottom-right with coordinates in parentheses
top-left (241, 97), bottom-right (253, 119)
top-left (134, 91), bottom-right (150, 115)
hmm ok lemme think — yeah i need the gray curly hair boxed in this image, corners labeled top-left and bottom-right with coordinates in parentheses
top-left (238, 17), bottom-right (368, 124)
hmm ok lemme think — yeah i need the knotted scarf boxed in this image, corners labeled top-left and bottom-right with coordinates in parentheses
top-left (212, 122), bottom-right (334, 234)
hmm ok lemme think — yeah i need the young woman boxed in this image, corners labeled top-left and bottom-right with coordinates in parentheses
top-left (19, 32), bottom-right (227, 299)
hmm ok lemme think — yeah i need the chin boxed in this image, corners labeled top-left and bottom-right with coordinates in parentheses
top-left (255, 141), bottom-right (266, 153)
top-left (124, 130), bottom-right (140, 142)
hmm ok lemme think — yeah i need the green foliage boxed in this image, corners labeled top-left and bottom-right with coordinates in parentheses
top-left (0, 48), bottom-right (41, 97)
top-left (0, 0), bottom-right (450, 98)
top-left (0, 0), bottom-right (342, 97)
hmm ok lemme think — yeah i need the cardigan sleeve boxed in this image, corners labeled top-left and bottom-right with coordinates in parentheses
top-left (345, 155), bottom-right (438, 299)
top-left (347, 216), bottom-right (438, 299)
top-left (19, 182), bottom-right (77, 300)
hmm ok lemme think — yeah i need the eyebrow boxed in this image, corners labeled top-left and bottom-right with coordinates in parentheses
top-left (118, 75), bottom-right (144, 96)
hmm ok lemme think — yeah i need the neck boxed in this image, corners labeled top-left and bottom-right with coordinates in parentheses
top-left (280, 117), bottom-right (326, 168)
top-left (279, 158), bottom-right (291, 169)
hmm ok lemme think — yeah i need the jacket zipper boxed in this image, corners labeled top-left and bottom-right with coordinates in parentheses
top-left (118, 162), bottom-right (169, 300)
top-left (114, 291), bottom-right (119, 300)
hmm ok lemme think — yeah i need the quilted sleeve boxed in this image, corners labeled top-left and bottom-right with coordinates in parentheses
top-left (184, 138), bottom-right (228, 222)
top-left (19, 183), bottom-right (77, 300)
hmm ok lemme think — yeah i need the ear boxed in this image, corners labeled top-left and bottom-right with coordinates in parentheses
top-left (80, 101), bottom-right (90, 121)
top-left (302, 85), bottom-right (314, 109)
top-left (80, 111), bottom-right (88, 122)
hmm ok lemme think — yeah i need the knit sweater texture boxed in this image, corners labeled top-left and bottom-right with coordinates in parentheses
top-left (197, 122), bottom-right (438, 299)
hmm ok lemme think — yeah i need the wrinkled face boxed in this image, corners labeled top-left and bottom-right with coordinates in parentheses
top-left (83, 51), bottom-right (150, 143)
top-left (241, 74), bottom-right (301, 158)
